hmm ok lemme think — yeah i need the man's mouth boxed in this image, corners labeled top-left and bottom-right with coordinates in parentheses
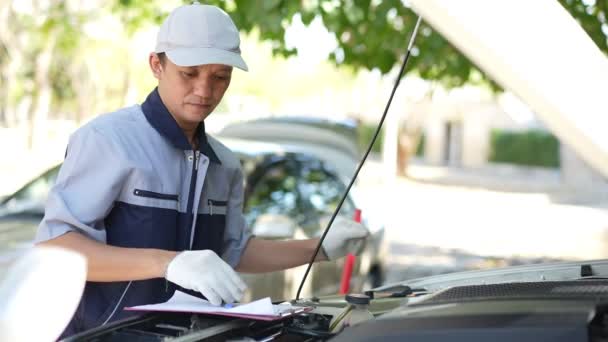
top-left (187, 103), bottom-right (212, 108)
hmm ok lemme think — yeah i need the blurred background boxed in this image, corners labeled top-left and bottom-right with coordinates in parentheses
top-left (0, 0), bottom-right (607, 292)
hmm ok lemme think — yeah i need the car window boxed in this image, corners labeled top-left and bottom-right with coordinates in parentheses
top-left (0, 166), bottom-right (60, 215)
top-left (244, 155), bottom-right (355, 234)
top-left (244, 158), bottom-right (300, 227)
top-left (298, 160), bottom-right (355, 227)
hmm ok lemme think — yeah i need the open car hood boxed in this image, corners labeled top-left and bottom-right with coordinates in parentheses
top-left (410, 0), bottom-right (608, 177)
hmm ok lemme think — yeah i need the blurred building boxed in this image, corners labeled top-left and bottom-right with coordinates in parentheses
top-left (394, 87), bottom-right (608, 200)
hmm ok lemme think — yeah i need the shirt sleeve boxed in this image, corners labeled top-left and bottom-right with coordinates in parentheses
top-left (35, 127), bottom-right (129, 243)
top-left (221, 166), bottom-right (253, 268)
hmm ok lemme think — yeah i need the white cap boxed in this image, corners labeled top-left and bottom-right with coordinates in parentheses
top-left (155, 2), bottom-right (248, 71)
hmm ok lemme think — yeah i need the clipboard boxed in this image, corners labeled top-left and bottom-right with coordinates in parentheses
top-left (125, 291), bottom-right (312, 321)
top-left (194, 306), bottom-right (313, 321)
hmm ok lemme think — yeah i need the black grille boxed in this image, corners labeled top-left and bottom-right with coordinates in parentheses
top-left (413, 280), bottom-right (608, 305)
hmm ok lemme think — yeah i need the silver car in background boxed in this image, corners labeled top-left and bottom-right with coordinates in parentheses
top-left (218, 116), bottom-right (387, 300)
top-left (0, 117), bottom-right (386, 300)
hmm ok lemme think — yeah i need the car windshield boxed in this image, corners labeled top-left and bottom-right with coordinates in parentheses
top-left (242, 153), bottom-right (356, 235)
top-left (0, 166), bottom-right (59, 216)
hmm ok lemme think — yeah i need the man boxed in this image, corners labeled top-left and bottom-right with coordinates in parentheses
top-left (36, 2), bottom-right (368, 337)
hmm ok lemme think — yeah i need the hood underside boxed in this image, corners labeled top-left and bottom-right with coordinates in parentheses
top-left (409, 0), bottom-right (608, 177)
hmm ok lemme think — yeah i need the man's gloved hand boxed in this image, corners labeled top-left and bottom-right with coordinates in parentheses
top-left (321, 216), bottom-right (369, 260)
top-left (165, 250), bottom-right (248, 306)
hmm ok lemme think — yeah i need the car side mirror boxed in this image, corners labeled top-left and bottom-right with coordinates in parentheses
top-left (251, 214), bottom-right (297, 238)
top-left (0, 247), bottom-right (87, 341)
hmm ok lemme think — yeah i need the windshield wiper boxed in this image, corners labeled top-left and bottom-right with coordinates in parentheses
top-left (364, 285), bottom-right (427, 299)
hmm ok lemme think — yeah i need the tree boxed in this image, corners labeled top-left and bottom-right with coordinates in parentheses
top-left (110, 0), bottom-right (607, 173)
top-left (0, 1), bottom-right (90, 146)
top-left (112, 0), bottom-right (607, 89)
top-left (1, 0), bottom-right (605, 147)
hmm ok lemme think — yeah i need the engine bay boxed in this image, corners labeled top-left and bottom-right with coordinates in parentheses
top-left (64, 280), bottom-right (608, 341)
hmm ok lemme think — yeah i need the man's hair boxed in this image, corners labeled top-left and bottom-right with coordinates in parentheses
top-left (157, 52), bottom-right (167, 66)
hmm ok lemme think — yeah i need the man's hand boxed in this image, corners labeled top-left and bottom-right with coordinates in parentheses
top-left (321, 216), bottom-right (369, 260)
top-left (165, 250), bottom-right (248, 306)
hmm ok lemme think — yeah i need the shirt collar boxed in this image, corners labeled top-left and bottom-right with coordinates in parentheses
top-left (141, 88), bottom-right (221, 164)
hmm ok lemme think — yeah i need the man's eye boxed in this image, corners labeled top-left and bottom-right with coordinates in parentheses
top-left (215, 75), bottom-right (229, 80)
top-left (181, 72), bottom-right (195, 78)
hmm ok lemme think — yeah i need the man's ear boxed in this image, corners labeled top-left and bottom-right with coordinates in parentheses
top-left (148, 53), bottom-right (164, 80)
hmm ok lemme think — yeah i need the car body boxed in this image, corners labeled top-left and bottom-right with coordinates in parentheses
top-left (0, 118), bottom-right (386, 299)
top-left (0, 166), bottom-right (58, 275)
top-left (61, 260), bottom-right (608, 341)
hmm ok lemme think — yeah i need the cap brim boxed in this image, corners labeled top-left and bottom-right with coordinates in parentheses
top-left (165, 47), bottom-right (248, 71)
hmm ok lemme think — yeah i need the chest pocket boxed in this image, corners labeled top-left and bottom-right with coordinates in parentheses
top-left (206, 199), bottom-right (228, 215)
top-left (192, 198), bottom-right (228, 252)
top-left (125, 186), bottom-right (180, 212)
top-left (106, 188), bottom-right (180, 250)
top-left (133, 189), bottom-right (179, 201)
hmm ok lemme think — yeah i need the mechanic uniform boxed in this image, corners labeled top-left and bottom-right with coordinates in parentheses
top-left (35, 88), bottom-right (252, 337)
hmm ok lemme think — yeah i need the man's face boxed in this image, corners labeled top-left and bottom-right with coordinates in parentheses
top-left (150, 53), bottom-right (232, 129)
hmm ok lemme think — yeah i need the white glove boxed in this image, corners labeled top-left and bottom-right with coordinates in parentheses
top-left (165, 250), bottom-right (248, 306)
top-left (321, 216), bottom-right (369, 260)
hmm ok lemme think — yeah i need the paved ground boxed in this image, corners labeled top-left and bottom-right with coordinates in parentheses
top-left (356, 158), bottom-right (608, 285)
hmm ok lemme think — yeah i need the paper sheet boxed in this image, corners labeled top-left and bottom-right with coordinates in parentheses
top-left (125, 291), bottom-right (301, 320)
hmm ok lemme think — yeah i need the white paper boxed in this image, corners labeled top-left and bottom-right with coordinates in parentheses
top-left (126, 291), bottom-right (292, 317)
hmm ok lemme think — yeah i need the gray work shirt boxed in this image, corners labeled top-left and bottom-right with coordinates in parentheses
top-left (36, 89), bottom-right (252, 267)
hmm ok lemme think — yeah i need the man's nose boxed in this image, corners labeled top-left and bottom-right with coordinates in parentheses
top-left (192, 77), bottom-right (213, 98)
